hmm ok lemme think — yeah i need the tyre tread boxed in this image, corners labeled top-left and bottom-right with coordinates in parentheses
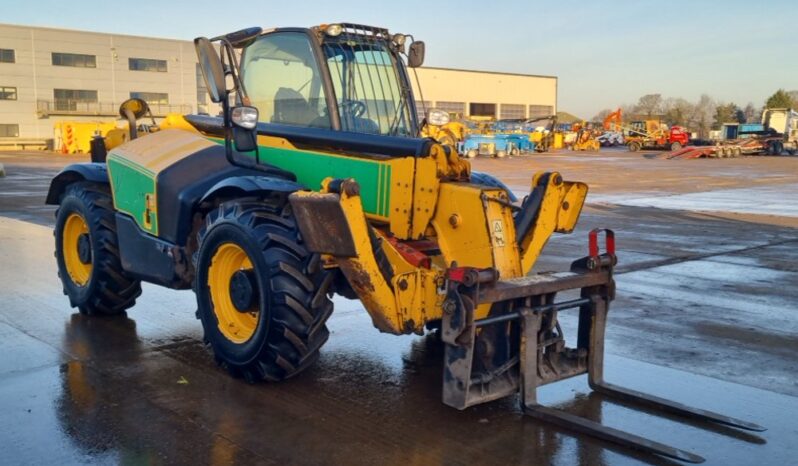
top-left (55, 183), bottom-right (141, 316)
top-left (197, 198), bottom-right (334, 381)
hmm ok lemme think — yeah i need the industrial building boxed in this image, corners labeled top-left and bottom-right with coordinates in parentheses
top-left (0, 23), bottom-right (557, 147)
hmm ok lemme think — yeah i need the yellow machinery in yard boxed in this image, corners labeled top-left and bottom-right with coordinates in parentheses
top-left (571, 121), bottom-right (601, 151)
top-left (420, 109), bottom-right (469, 149)
top-left (47, 23), bottom-right (763, 463)
top-left (58, 98), bottom-right (166, 156)
top-left (55, 121), bottom-right (118, 154)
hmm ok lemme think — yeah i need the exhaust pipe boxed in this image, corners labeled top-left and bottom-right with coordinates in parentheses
top-left (117, 98), bottom-right (151, 141)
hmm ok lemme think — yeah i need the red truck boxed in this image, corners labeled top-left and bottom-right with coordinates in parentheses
top-left (626, 120), bottom-right (690, 152)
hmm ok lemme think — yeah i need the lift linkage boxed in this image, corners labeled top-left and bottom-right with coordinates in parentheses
top-left (440, 229), bottom-right (765, 463)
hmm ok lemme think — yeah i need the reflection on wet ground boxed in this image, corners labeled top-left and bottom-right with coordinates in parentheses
top-left (4, 309), bottom-right (794, 466)
top-left (1, 150), bottom-right (798, 464)
top-left (591, 183), bottom-right (798, 218)
top-left (1, 215), bottom-right (797, 465)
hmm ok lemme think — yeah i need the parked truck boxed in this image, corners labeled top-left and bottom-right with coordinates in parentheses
top-left (761, 108), bottom-right (798, 155)
top-left (663, 108), bottom-right (798, 159)
top-left (712, 109), bottom-right (798, 157)
top-left (625, 120), bottom-right (689, 152)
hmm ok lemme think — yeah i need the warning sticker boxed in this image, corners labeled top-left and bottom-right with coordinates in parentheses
top-left (492, 220), bottom-right (505, 247)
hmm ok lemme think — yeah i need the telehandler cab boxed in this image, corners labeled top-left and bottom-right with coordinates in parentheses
top-left (47, 23), bottom-right (762, 463)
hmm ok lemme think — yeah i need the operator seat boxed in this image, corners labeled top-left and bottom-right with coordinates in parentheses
top-left (347, 115), bottom-right (380, 134)
top-left (273, 88), bottom-right (321, 127)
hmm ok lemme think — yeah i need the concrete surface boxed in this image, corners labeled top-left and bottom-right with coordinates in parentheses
top-left (0, 149), bottom-right (797, 465)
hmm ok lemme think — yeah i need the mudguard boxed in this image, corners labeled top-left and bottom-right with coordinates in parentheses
top-left (199, 175), bottom-right (305, 204)
top-left (45, 163), bottom-right (109, 205)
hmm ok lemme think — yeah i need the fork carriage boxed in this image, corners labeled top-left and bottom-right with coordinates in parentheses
top-left (441, 230), bottom-right (764, 464)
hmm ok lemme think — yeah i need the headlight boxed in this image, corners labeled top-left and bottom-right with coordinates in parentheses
top-left (325, 24), bottom-right (343, 37)
top-left (231, 106), bottom-right (259, 130)
top-left (426, 109), bottom-right (450, 126)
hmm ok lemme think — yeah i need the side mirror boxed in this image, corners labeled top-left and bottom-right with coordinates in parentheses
top-left (426, 108), bottom-right (450, 126)
top-left (407, 41), bottom-right (425, 68)
top-left (224, 27), bottom-right (263, 48)
top-left (194, 37), bottom-right (226, 103)
top-left (231, 106), bottom-right (259, 152)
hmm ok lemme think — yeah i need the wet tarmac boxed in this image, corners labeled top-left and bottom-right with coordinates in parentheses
top-left (1, 150), bottom-right (797, 465)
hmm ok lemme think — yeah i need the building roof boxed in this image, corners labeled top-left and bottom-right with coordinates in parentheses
top-left (1, 23), bottom-right (557, 81)
top-left (419, 66), bottom-right (557, 81)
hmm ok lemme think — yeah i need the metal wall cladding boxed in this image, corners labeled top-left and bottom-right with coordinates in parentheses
top-left (740, 123), bottom-right (764, 133)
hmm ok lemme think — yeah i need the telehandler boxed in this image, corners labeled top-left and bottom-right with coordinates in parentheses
top-left (47, 23), bottom-right (762, 463)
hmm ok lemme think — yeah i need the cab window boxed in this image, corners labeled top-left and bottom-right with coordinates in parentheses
top-left (323, 41), bottom-right (413, 136)
top-left (240, 32), bottom-right (331, 128)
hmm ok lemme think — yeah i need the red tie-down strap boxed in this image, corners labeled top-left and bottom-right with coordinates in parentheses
top-left (589, 228), bottom-right (615, 257)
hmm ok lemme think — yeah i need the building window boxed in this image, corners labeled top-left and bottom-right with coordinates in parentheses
top-left (0, 86), bottom-right (17, 100)
top-left (528, 105), bottom-right (553, 118)
top-left (54, 89), bottom-right (98, 111)
top-left (0, 124), bottom-right (19, 137)
top-left (130, 92), bottom-right (169, 106)
top-left (469, 103), bottom-right (496, 118)
top-left (0, 49), bottom-right (14, 63)
top-left (435, 101), bottom-right (465, 117)
top-left (129, 58), bottom-right (168, 72)
top-left (52, 52), bottom-right (96, 68)
top-left (500, 104), bottom-right (525, 119)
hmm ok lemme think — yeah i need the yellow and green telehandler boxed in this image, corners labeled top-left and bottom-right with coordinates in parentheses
top-left (47, 23), bottom-right (762, 463)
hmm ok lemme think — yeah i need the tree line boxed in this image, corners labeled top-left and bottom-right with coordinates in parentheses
top-left (593, 89), bottom-right (798, 138)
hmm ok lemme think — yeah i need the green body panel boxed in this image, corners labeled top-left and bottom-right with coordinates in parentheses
top-left (106, 153), bottom-right (158, 235)
top-left (209, 136), bottom-right (394, 218)
top-left (254, 145), bottom-right (392, 217)
top-left (105, 136), bottom-right (395, 240)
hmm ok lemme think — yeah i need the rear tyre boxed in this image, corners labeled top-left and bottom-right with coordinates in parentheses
top-left (670, 141), bottom-right (682, 151)
top-left (766, 141), bottom-right (776, 155)
top-left (54, 182), bottom-right (142, 315)
top-left (195, 199), bottom-right (333, 382)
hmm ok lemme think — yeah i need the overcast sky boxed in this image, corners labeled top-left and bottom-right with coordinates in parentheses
top-left (4, 0), bottom-right (796, 118)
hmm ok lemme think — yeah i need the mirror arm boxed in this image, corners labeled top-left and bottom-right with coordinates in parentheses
top-left (222, 95), bottom-right (235, 166)
top-left (219, 39), bottom-right (250, 104)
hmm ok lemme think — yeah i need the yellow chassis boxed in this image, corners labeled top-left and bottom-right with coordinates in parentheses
top-left (289, 168), bottom-right (587, 335)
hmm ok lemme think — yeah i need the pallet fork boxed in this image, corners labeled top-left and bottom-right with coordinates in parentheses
top-left (440, 229), bottom-right (765, 463)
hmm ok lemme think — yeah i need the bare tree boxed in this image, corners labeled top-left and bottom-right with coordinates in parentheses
top-left (743, 103), bottom-right (758, 123)
top-left (662, 98), bottom-right (694, 127)
top-left (635, 94), bottom-right (663, 117)
top-left (689, 94), bottom-right (715, 139)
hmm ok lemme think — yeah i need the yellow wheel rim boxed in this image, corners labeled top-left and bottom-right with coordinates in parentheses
top-left (63, 213), bottom-right (92, 287)
top-left (208, 243), bottom-right (259, 344)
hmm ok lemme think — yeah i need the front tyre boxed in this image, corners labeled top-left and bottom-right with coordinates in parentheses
top-left (54, 182), bottom-right (141, 315)
top-left (195, 199), bottom-right (333, 382)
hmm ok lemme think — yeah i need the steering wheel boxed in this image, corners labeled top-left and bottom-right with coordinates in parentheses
top-left (339, 100), bottom-right (367, 118)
